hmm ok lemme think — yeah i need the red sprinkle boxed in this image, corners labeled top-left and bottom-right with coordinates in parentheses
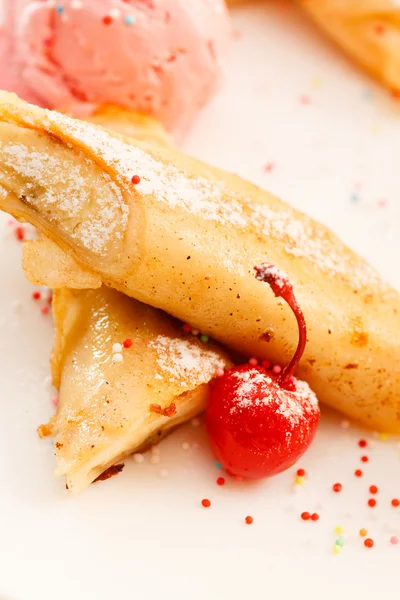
top-left (358, 439), bottom-right (367, 448)
top-left (333, 483), bottom-right (342, 493)
top-left (103, 15), bottom-right (112, 25)
top-left (32, 291), bottom-right (41, 301)
top-left (245, 516), bottom-right (253, 525)
top-left (264, 162), bottom-right (274, 173)
top-left (123, 338), bottom-right (133, 349)
top-left (131, 175), bottom-right (141, 185)
top-left (201, 499), bottom-right (211, 508)
top-left (297, 468), bottom-right (306, 477)
top-left (216, 477), bottom-right (225, 486)
top-left (301, 512), bottom-right (310, 521)
top-left (369, 485), bottom-right (378, 494)
top-left (41, 306), bottom-right (49, 316)
top-left (15, 227), bottom-right (24, 241)
top-left (368, 498), bottom-right (376, 508)
top-left (261, 360), bottom-right (271, 369)
top-left (391, 498), bottom-right (400, 507)
top-left (311, 513), bottom-right (319, 521)
top-left (355, 469), bottom-right (363, 477)
top-left (361, 455), bottom-right (369, 463)
top-left (48, 295), bottom-right (53, 305)
top-left (182, 324), bottom-right (192, 333)
top-left (364, 538), bottom-right (374, 548)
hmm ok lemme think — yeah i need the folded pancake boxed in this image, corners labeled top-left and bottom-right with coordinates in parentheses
top-left (38, 286), bottom-right (231, 494)
top-left (298, 0), bottom-right (400, 93)
top-left (0, 92), bottom-right (399, 433)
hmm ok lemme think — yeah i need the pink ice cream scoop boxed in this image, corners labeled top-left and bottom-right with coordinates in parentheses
top-left (2, 0), bottom-right (230, 136)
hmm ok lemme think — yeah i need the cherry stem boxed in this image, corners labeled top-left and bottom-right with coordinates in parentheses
top-left (254, 264), bottom-right (307, 390)
top-left (279, 290), bottom-right (307, 388)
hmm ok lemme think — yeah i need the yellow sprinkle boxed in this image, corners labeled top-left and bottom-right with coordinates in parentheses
top-left (359, 528), bottom-right (368, 537)
top-left (335, 526), bottom-right (344, 535)
top-left (311, 77), bottom-right (321, 89)
top-left (295, 476), bottom-right (304, 486)
top-left (378, 432), bottom-right (388, 441)
top-left (333, 545), bottom-right (342, 555)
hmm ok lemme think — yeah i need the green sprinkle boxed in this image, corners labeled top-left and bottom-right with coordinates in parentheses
top-left (335, 538), bottom-right (345, 548)
top-left (200, 334), bottom-right (209, 343)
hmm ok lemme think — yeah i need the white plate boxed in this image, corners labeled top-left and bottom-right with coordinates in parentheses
top-left (1, 3), bottom-right (400, 599)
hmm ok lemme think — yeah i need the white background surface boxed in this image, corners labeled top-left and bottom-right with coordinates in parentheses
top-left (0, 2), bottom-right (399, 599)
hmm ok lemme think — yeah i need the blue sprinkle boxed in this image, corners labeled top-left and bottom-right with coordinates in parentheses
top-left (350, 193), bottom-right (359, 202)
top-left (124, 14), bottom-right (136, 26)
top-left (215, 461), bottom-right (222, 469)
top-left (55, 4), bottom-right (64, 13)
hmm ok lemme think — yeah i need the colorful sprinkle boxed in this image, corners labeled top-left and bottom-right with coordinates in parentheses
top-left (311, 513), bottom-right (319, 521)
top-left (297, 468), bottom-right (306, 477)
top-left (55, 4), bottom-right (64, 14)
top-left (391, 498), bottom-right (400, 507)
top-left (378, 432), bottom-right (389, 441)
top-left (131, 175), bottom-right (141, 184)
top-left (112, 343), bottom-right (123, 353)
top-left (112, 353), bottom-right (123, 363)
top-left (355, 469), bottom-right (363, 477)
top-left (369, 485), bottom-right (378, 494)
top-left (123, 338), bottom-right (133, 349)
top-left (332, 483), bottom-right (342, 493)
top-left (201, 498), bottom-right (211, 508)
top-left (368, 498), bottom-right (376, 508)
top-left (335, 538), bottom-right (344, 548)
top-left (272, 365), bottom-right (282, 375)
top-left (200, 334), bottom-right (209, 343)
top-left (103, 15), bottom-right (112, 25)
top-left (249, 357), bottom-right (258, 366)
top-left (335, 526), bottom-right (344, 535)
top-left (301, 512), bottom-right (310, 521)
top-left (41, 306), bottom-right (49, 316)
top-left (361, 455), bottom-right (369, 463)
top-left (333, 545), bottom-right (342, 555)
top-left (124, 15), bottom-right (136, 26)
top-left (390, 536), bottom-right (399, 545)
top-left (215, 461), bottom-right (222, 469)
top-left (262, 360), bottom-right (271, 369)
top-left (15, 227), bottom-right (25, 241)
top-left (109, 8), bottom-right (121, 19)
top-left (182, 323), bottom-right (191, 333)
top-left (359, 528), bottom-right (368, 537)
top-left (358, 439), bottom-right (367, 448)
top-left (216, 477), bottom-right (225, 486)
top-left (264, 162), bottom-right (274, 173)
top-left (245, 516), bottom-right (253, 525)
top-left (295, 476), bottom-right (304, 486)
top-left (216, 368), bottom-right (225, 377)
top-left (51, 395), bottom-right (59, 407)
top-left (340, 420), bottom-right (350, 429)
top-left (32, 291), bottom-right (41, 301)
top-left (364, 538), bottom-right (374, 548)
top-left (133, 453), bottom-right (144, 463)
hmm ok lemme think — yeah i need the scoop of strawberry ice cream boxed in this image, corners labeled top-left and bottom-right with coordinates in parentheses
top-left (4, 0), bottom-right (231, 136)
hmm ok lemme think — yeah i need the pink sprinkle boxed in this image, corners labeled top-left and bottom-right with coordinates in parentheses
top-left (262, 360), bottom-right (271, 369)
top-left (377, 199), bottom-right (388, 208)
top-left (300, 95), bottom-right (311, 105)
top-left (7, 219), bottom-right (14, 226)
top-left (272, 365), bottom-right (282, 374)
top-left (216, 368), bottom-right (225, 377)
top-left (41, 306), bottom-right (49, 316)
top-left (390, 536), bottom-right (399, 545)
top-left (51, 396), bottom-right (59, 407)
top-left (264, 162), bottom-right (275, 173)
top-left (249, 357), bottom-right (258, 366)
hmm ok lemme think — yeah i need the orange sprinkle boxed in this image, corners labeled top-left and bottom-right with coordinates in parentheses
top-left (359, 528), bottom-right (368, 537)
top-left (216, 477), bottom-right (225, 486)
top-left (369, 485), bottom-right (378, 494)
top-left (201, 499), bottom-right (211, 508)
top-left (245, 516), bottom-right (253, 525)
top-left (364, 538), bottom-right (374, 548)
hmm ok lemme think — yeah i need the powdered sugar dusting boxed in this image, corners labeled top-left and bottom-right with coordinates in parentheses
top-left (0, 139), bottom-right (127, 255)
top-left (149, 335), bottom-right (226, 385)
top-left (230, 368), bottom-right (318, 426)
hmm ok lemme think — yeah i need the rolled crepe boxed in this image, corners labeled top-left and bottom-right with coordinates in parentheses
top-left (298, 0), bottom-right (400, 93)
top-left (38, 286), bottom-right (230, 494)
top-left (0, 92), bottom-right (399, 433)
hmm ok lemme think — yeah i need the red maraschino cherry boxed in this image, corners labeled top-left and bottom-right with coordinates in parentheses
top-left (205, 263), bottom-right (320, 479)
